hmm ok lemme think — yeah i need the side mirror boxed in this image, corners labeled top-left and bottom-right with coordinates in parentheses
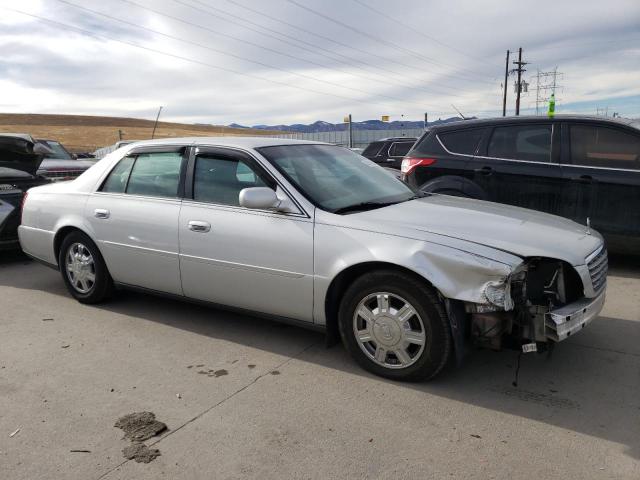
top-left (239, 187), bottom-right (278, 209)
top-left (239, 187), bottom-right (298, 213)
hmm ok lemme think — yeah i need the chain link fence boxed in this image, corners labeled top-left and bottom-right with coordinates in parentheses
top-left (256, 128), bottom-right (426, 149)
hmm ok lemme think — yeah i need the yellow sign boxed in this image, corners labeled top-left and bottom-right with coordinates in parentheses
top-left (381, 115), bottom-right (390, 122)
top-left (343, 115), bottom-right (350, 123)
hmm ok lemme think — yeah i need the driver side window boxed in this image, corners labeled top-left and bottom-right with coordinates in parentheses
top-left (193, 154), bottom-right (273, 206)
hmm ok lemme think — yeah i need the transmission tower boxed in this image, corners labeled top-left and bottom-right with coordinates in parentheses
top-left (534, 67), bottom-right (563, 115)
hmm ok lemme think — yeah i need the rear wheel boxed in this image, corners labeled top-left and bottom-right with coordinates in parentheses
top-left (58, 231), bottom-right (113, 304)
top-left (338, 270), bottom-right (452, 381)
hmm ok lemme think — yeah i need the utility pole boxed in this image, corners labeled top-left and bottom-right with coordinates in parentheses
top-left (344, 114), bottom-right (353, 148)
top-left (424, 112), bottom-right (428, 130)
top-left (502, 50), bottom-right (510, 117)
top-left (512, 48), bottom-right (527, 116)
top-left (151, 106), bottom-right (163, 139)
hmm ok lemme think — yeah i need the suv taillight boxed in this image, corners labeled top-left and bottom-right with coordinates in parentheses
top-left (401, 157), bottom-right (436, 175)
top-left (20, 191), bottom-right (28, 225)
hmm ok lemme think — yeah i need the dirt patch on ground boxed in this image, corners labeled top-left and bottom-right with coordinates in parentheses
top-left (115, 412), bottom-right (167, 442)
top-left (122, 443), bottom-right (161, 463)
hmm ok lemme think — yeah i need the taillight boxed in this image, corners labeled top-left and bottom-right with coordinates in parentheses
top-left (400, 157), bottom-right (436, 175)
top-left (20, 191), bottom-right (28, 225)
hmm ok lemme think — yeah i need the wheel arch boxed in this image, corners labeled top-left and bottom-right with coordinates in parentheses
top-left (420, 175), bottom-right (487, 200)
top-left (53, 224), bottom-right (101, 265)
top-left (324, 261), bottom-right (440, 347)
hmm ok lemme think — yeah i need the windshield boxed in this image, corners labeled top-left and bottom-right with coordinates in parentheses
top-left (257, 144), bottom-right (416, 213)
top-left (37, 140), bottom-right (73, 160)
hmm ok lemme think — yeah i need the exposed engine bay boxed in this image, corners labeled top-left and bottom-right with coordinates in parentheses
top-left (468, 257), bottom-right (605, 351)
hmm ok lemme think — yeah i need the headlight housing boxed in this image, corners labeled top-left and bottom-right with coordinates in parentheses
top-left (484, 280), bottom-right (514, 311)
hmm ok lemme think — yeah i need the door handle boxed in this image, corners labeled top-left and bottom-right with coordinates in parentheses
top-left (188, 220), bottom-right (211, 233)
top-left (94, 209), bottom-right (110, 219)
top-left (474, 166), bottom-right (493, 176)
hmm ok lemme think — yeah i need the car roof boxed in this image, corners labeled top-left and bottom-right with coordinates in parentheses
top-left (122, 136), bottom-right (331, 150)
top-left (430, 115), bottom-right (639, 131)
top-left (376, 137), bottom-right (418, 142)
top-left (0, 133), bottom-right (36, 143)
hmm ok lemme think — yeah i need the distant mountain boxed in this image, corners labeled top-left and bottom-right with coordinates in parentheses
top-left (228, 117), bottom-right (470, 133)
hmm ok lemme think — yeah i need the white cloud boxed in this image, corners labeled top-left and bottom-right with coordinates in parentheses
top-left (0, 0), bottom-right (639, 125)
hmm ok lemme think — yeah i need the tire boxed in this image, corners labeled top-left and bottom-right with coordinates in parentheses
top-left (338, 270), bottom-right (452, 381)
top-left (58, 231), bottom-right (113, 304)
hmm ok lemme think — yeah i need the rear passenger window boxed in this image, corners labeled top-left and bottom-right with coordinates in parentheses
top-left (389, 142), bottom-right (414, 157)
top-left (570, 125), bottom-right (640, 169)
top-left (125, 152), bottom-right (183, 198)
top-left (101, 156), bottom-right (135, 193)
top-left (488, 125), bottom-right (552, 162)
top-left (439, 129), bottom-right (485, 155)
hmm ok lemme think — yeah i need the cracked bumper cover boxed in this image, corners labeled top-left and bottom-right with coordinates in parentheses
top-left (545, 288), bottom-right (606, 342)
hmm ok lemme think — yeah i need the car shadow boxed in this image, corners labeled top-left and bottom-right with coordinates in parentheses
top-left (1, 254), bottom-right (639, 460)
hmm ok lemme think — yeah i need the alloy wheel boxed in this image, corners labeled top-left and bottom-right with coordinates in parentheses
top-left (352, 292), bottom-right (426, 369)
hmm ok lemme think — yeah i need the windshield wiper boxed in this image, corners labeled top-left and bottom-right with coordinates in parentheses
top-left (333, 201), bottom-right (399, 215)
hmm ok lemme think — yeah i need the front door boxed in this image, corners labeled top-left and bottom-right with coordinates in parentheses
top-left (178, 147), bottom-right (314, 322)
top-left (472, 122), bottom-right (572, 218)
top-left (85, 148), bottom-right (186, 295)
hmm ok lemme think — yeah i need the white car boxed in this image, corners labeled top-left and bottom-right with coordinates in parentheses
top-left (19, 138), bottom-right (607, 381)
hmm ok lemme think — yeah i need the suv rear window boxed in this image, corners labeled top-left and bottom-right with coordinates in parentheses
top-left (570, 125), bottom-right (640, 169)
top-left (488, 124), bottom-right (552, 162)
top-left (389, 141), bottom-right (414, 157)
top-left (362, 141), bottom-right (385, 157)
top-left (438, 129), bottom-right (485, 155)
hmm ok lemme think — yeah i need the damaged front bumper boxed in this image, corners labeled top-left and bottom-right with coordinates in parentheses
top-left (545, 289), bottom-right (606, 341)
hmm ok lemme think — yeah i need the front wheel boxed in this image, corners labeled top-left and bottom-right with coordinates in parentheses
top-left (58, 231), bottom-right (113, 304)
top-left (338, 270), bottom-right (452, 381)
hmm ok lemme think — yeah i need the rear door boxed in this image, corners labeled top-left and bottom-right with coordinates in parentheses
top-left (472, 122), bottom-right (572, 218)
top-left (563, 122), bottom-right (640, 244)
top-left (85, 147), bottom-right (186, 295)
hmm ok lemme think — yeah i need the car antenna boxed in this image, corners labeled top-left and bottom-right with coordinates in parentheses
top-left (450, 104), bottom-right (469, 120)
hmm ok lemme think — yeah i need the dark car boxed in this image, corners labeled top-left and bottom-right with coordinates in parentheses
top-left (401, 115), bottom-right (640, 253)
top-left (0, 134), bottom-right (50, 250)
top-left (36, 139), bottom-right (96, 181)
top-left (362, 137), bottom-right (417, 169)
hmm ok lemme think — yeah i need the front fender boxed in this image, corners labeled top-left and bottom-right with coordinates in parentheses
top-left (313, 221), bottom-right (522, 324)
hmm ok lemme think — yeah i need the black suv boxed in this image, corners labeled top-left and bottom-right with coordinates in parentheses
top-left (402, 115), bottom-right (640, 253)
top-left (362, 137), bottom-right (417, 169)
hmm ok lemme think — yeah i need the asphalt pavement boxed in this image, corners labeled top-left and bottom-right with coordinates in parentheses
top-left (0, 252), bottom-right (638, 479)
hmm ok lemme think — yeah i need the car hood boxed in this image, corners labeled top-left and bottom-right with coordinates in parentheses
top-left (351, 194), bottom-right (602, 266)
top-left (0, 135), bottom-right (45, 176)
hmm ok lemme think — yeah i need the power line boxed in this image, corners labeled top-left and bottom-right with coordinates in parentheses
top-left (2, 7), bottom-right (426, 110)
top-left (213, 0), bottom-right (491, 88)
top-left (284, 0), bottom-right (496, 86)
top-left (54, 0), bottom-right (419, 105)
top-left (349, 0), bottom-right (503, 71)
top-left (119, 0), bottom-right (463, 98)
top-left (175, 0), bottom-right (468, 96)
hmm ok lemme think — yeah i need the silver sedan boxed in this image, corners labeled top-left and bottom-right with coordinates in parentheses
top-left (19, 138), bottom-right (606, 381)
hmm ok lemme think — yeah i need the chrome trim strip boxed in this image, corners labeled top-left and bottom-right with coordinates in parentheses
top-left (436, 132), bottom-right (640, 172)
top-left (436, 134), bottom-right (558, 166)
top-left (585, 244), bottom-right (605, 264)
top-left (101, 240), bottom-right (177, 258)
top-left (179, 253), bottom-right (306, 278)
top-left (180, 199), bottom-right (309, 220)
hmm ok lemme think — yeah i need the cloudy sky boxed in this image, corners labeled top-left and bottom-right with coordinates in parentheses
top-left (1, 0), bottom-right (639, 126)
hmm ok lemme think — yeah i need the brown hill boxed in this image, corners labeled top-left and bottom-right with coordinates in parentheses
top-left (0, 113), bottom-right (284, 152)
